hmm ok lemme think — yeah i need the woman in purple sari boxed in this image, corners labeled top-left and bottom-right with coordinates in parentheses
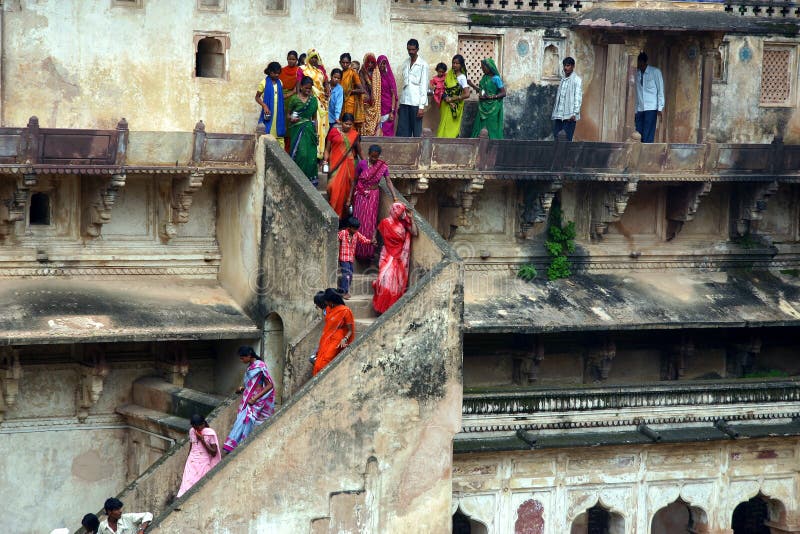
top-left (223, 346), bottom-right (275, 453)
top-left (377, 55), bottom-right (398, 137)
top-left (351, 144), bottom-right (398, 262)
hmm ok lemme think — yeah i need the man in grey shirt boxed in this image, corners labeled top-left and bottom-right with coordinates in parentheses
top-left (551, 57), bottom-right (582, 141)
top-left (396, 38), bottom-right (429, 137)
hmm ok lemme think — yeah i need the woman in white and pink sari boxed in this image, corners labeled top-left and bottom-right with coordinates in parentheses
top-left (223, 346), bottom-right (275, 453)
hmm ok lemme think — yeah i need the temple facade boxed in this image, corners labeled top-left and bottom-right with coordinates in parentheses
top-left (0, 1), bottom-right (799, 533)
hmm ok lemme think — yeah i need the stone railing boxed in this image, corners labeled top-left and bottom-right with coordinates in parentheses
top-left (146, 137), bottom-right (464, 533)
top-left (364, 134), bottom-right (799, 182)
top-left (461, 379), bottom-right (800, 432)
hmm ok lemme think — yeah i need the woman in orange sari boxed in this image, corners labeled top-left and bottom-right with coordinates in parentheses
top-left (313, 288), bottom-right (355, 376)
top-left (373, 202), bottom-right (418, 314)
top-left (323, 113), bottom-right (363, 219)
top-left (359, 53), bottom-right (381, 136)
top-left (338, 53), bottom-right (365, 131)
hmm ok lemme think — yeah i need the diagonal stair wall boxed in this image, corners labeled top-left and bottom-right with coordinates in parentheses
top-left (147, 137), bottom-right (464, 533)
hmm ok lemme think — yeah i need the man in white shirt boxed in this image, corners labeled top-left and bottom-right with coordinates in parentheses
top-left (634, 52), bottom-right (665, 143)
top-left (551, 56), bottom-right (582, 141)
top-left (396, 38), bottom-right (429, 137)
top-left (97, 498), bottom-right (152, 534)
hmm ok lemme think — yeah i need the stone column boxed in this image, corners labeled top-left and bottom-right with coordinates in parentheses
top-left (698, 36), bottom-right (722, 143)
top-left (623, 38), bottom-right (646, 140)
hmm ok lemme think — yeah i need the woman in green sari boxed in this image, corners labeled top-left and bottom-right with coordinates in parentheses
top-left (288, 76), bottom-right (320, 186)
top-left (436, 54), bottom-right (471, 138)
top-left (468, 58), bottom-right (506, 139)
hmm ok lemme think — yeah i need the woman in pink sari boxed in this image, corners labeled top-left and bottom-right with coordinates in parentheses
top-left (223, 346), bottom-right (275, 453)
top-left (377, 55), bottom-right (398, 137)
top-left (373, 202), bottom-right (418, 313)
top-left (352, 144), bottom-right (397, 262)
top-left (177, 414), bottom-right (221, 497)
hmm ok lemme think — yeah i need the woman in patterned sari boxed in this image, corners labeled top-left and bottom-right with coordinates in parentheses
top-left (287, 76), bottom-right (319, 185)
top-left (377, 55), bottom-right (398, 137)
top-left (352, 144), bottom-right (397, 262)
top-left (359, 53), bottom-right (381, 136)
top-left (338, 53), bottom-right (365, 132)
top-left (223, 346), bottom-right (275, 453)
top-left (373, 202), bottom-right (418, 314)
top-left (469, 58), bottom-right (506, 139)
top-left (323, 112), bottom-right (363, 219)
top-left (436, 54), bottom-right (470, 138)
top-left (298, 48), bottom-right (329, 158)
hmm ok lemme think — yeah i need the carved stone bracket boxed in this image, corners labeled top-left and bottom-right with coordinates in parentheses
top-left (519, 181), bottom-right (563, 237)
top-left (76, 346), bottom-right (110, 422)
top-left (726, 336), bottom-right (761, 378)
top-left (585, 338), bottom-right (615, 383)
top-left (459, 176), bottom-right (485, 226)
top-left (591, 179), bottom-right (638, 238)
top-left (398, 175), bottom-right (430, 208)
top-left (0, 173), bottom-right (38, 240)
top-left (84, 173), bottom-right (126, 238)
top-left (157, 342), bottom-right (189, 387)
top-left (512, 337), bottom-right (545, 385)
top-left (0, 347), bottom-right (22, 424)
top-left (666, 182), bottom-right (712, 240)
top-left (160, 171), bottom-right (204, 242)
top-left (661, 335), bottom-right (694, 381)
top-left (733, 180), bottom-right (779, 237)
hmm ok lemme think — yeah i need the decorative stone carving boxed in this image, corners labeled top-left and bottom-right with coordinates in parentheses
top-left (84, 173), bottom-right (126, 238)
top-left (662, 336), bottom-right (694, 380)
top-left (733, 180), bottom-right (779, 237)
top-left (519, 181), bottom-right (562, 237)
top-left (666, 182), bottom-right (712, 240)
top-left (76, 345), bottom-right (110, 422)
top-left (591, 179), bottom-right (638, 239)
top-left (459, 176), bottom-right (485, 226)
top-left (0, 173), bottom-right (37, 240)
top-left (160, 171), bottom-right (204, 242)
top-left (397, 175), bottom-right (429, 208)
top-left (0, 347), bottom-right (22, 424)
top-left (584, 339), bottom-right (615, 383)
top-left (158, 342), bottom-right (189, 387)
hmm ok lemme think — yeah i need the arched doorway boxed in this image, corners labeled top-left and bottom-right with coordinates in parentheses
top-left (452, 509), bottom-right (488, 534)
top-left (651, 498), bottom-right (708, 533)
top-left (731, 493), bottom-right (785, 534)
top-left (571, 503), bottom-right (625, 534)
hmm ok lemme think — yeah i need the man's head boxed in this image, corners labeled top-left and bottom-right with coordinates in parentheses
top-left (562, 57), bottom-right (575, 77)
top-left (81, 513), bottom-right (100, 533)
top-left (637, 52), bottom-right (648, 72)
top-left (407, 39), bottom-right (419, 59)
top-left (104, 498), bottom-right (123, 521)
top-left (345, 216), bottom-right (361, 234)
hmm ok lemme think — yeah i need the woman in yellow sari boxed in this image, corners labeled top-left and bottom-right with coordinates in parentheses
top-left (338, 53), bottom-right (365, 132)
top-left (298, 48), bottom-right (329, 158)
top-left (359, 53), bottom-right (381, 136)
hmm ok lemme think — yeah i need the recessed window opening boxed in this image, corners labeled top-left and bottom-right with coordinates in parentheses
top-left (29, 193), bottom-right (51, 226)
top-left (196, 37), bottom-right (225, 78)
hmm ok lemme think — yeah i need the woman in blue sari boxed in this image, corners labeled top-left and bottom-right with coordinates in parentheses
top-left (256, 62), bottom-right (286, 144)
top-left (223, 346), bottom-right (275, 453)
top-left (287, 76), bottom-right (320, 185)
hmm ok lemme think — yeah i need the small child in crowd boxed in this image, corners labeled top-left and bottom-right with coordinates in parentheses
top-left (337, 216), bottom-right (375, 299)
top-left (429, 62), bottom-right (448, 106)
top-left (351, 60), bottom-right (361, 72)
top-left (329, 68), bottom-right (344, 129)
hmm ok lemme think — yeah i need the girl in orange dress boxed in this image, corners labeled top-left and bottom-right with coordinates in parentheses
top-left (323, 113), bottom-right (363, 219)
top-left (313, 288), bottom-right (355, 376)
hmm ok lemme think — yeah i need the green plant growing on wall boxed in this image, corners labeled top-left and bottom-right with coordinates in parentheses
top-left (545, 207), bottom-right (576, 281)
top-left (517, 264), bottom-right (538, 281)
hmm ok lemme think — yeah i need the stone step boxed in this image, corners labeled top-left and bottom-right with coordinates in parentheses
top-left (355, 318), bottom-right (376, 334)
top-left (132, 376), bottom-right (225, 420)
top-left (116, 403), bottom-right (190, 440)
top-left (349, 273), bottom-right (376, 295)
top-left (345, 294), bottom-right (377, 320)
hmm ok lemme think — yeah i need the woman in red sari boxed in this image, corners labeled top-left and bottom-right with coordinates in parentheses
top-left (323, 113), bottom-right (363, 219)
top-left (373, 202), bottom-right (418, 314)
top-left (313, 288), bottom-right (355, 376)
top-left (280, 50), bottom-right (301, 152)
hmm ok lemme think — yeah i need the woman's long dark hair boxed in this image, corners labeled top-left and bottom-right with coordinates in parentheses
top-left (238, 345), bottom-right (262, 360)
top-left (324, 288), bottom-right (345, 307)
top-left (452, 54), bottom-right (467, 76)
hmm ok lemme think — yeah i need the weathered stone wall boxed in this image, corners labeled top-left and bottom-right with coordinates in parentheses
top-left (149, 260), bottom-right (463, 533)
top-left (453, 438), bottom-right (800, 533)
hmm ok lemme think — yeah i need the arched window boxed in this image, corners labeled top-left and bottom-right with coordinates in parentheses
top-left (29, 192), bottom-right (50, 226)
top-left (571, 503), bottom-right (624, 534)
top-left (452, 510), bottom-right (488, 534)
top-left (195, 37), bottom-right (225, 79)
top-left (651, 498), bottom-right (708, 534)
top-left (732, 496), bottom-right (771, 534)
